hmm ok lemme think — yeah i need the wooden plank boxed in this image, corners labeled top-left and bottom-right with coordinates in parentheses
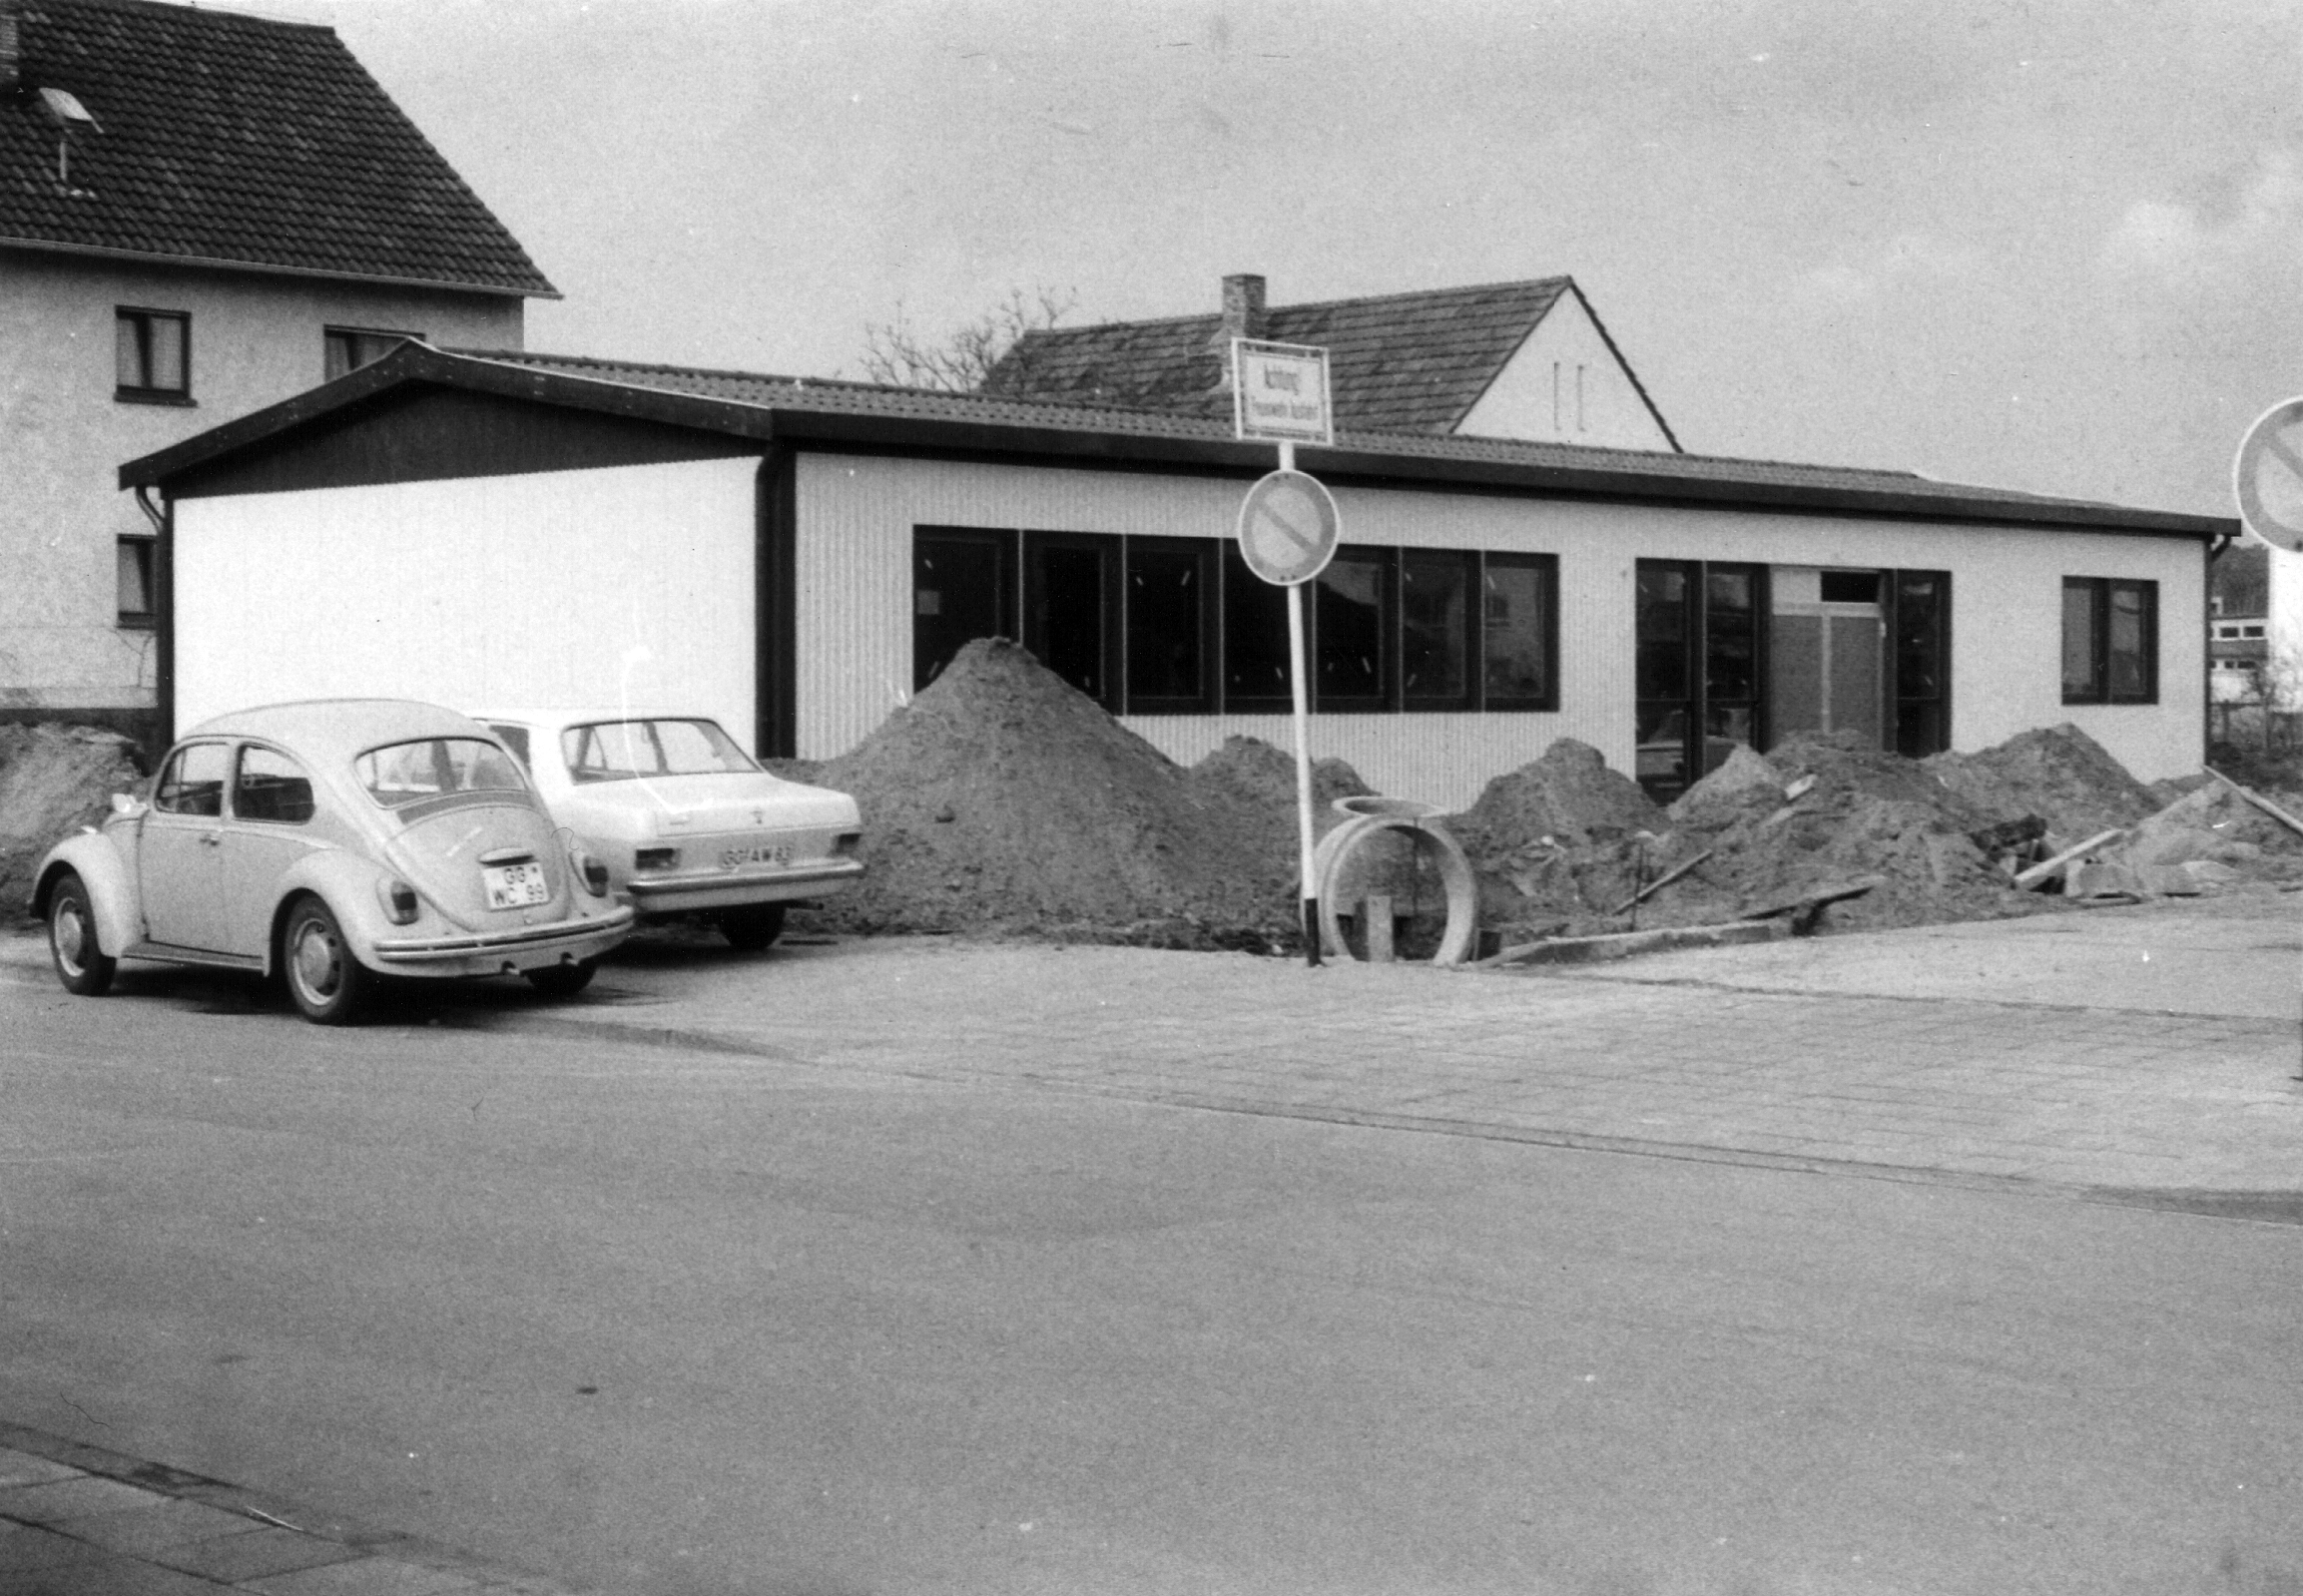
top-left (2013, 829), bottom-right (2124, 889)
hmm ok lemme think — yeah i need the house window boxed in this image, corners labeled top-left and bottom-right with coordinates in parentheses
top-left (324, 327), bottom-right (418, 381)
top-left (912, 528), bottom-right (1016, 692)
top-left (115, 307), bottom-right (190, 401)
top-left (1401, 549), bottom-right (1475, 710)
top-left (1314, 548), bottom-right (1394, 711)
top-left (1021, 532), bottom-right (1120, 709)
top-left (2061, 577), bottom-right (2156, 704)
top-left (1481, 554), bottom-right (1556, 710)
top-left (117, 535), bottom-right (156, 627)
top-left (1125, 538), bottom-right (1215, 713)
top-left (1222, 542), bottom-right (1294, 712)
top-left (914, 526), bottom-right (1560, 719)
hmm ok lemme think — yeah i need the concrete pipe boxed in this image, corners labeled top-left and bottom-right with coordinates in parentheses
top-left (1312, 801), bottom-right (1479, 967)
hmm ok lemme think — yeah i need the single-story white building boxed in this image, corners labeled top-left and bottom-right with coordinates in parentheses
top-left (121, 342), bottom-right (2234, 809)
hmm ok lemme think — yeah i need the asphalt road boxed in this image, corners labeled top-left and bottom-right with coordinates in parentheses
top-left (4, 957), bottom-right (2300, 1596)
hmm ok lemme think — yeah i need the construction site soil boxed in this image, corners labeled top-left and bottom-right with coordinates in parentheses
top-left (7, 643), bottom-right (2300, 957)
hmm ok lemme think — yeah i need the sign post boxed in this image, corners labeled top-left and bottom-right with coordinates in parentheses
top-left (1233, 339), bottom-right (1338, 965)
top-left (2235, 396), bottom-right (2303, 553)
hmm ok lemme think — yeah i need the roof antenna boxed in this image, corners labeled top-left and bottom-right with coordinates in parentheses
top-left (35, 85), bottom-right (101, 191)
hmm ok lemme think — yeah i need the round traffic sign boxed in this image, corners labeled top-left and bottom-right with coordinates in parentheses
top-left (2235, 396), bottom-right (2303, 553)
top-left (1237, 470), bottom-right (1341, 586)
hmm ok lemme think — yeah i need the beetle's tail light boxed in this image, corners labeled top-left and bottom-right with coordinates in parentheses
top-left (376, 877), bottom-right (420, 924)
top-left (571, 846), bottom-right (611, 897)
top-left (832, 831), bottom-right (863, 857)
top-left (635, 846), bottom-right (679, 872)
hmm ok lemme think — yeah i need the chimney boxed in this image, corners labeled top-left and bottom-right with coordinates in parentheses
top-left (1220, 273), bottom-right (1268, 341)
top-left (0, 5), bottom-right (21, 94)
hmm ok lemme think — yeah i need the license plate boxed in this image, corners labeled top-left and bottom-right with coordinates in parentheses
top-left (720, 842), bottom-right (793, 870)
top-left (483, 861), bottom-right (551, 908)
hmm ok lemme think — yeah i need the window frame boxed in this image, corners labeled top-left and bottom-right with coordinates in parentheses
top-left (1399, 547), bottom-right (1480, 713)
top-left (1311, 545), bottom-right (1397, 714)
top-left (231, 743), bottom-right (317, 826)
top-left (2061, 576), bottom-right (2158, 706)
top-left (1122, 535), bottom-right (1218, 716)
top-left (1021, 530), bottom-right (1123, 711)
top-left (115, 306), bottom-right (193, 404)
top-left (116, 534), bottom-right (157, 629)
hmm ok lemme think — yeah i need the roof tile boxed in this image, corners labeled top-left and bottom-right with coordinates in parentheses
top-left (0, 0), bottom-right (552, 294)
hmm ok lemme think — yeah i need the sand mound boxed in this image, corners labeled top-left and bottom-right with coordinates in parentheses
top-left (1448, 739), bottom-right (1665, 854)
top-left (1, 725), bottom-right (146, 918)
top-left (803, 640), bottom-right (1297, 947)
top-left (1926, 724), bottom-right (2161, 841)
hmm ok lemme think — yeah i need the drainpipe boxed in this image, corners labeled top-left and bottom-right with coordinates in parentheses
top-left (2205, 527), bottom-right (2237, 769)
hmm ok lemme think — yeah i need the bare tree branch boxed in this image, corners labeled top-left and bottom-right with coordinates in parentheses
top-left (861, 284), bottom-right (1078, 391)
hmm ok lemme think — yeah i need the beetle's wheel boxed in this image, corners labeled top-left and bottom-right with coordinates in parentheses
top-left (47, 871), bottom-right (116, 997)
top-left (283, 896), bottom-right (372, 1025)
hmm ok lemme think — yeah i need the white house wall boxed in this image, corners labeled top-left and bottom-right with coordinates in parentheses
top-left (173, 457), bottom-right (758, 741)
top-left (0, 248), bottom-right (522, 712)
top-left (795, 454), bottom-right (2203, 808)
top-left (1456, 293), bottom-right (1674, 452)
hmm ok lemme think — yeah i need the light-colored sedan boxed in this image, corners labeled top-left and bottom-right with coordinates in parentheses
top-left (30, 700), bottom-right (634, 1024)
top-left (474, 710), bottom-right (864, 950)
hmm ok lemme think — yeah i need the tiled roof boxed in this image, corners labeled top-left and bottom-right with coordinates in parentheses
top-left (458, 348), bottom-right (2208, 530)
top-left (0, 0), bottom-right (552, 294)
top-left (982, 277), bottom-right (1636, 435)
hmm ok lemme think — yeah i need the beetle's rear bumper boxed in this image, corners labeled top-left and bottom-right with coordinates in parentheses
top-left (370, 906), bottom-right (634, 974)
top-left (625, 858), bottom-right (864, 914)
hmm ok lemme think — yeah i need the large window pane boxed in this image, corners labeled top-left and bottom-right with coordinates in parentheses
top-left (1315, 549), bottom-right (1389, 706)
top-left (1223, 543), bottom-right (1291, 706)
top-left (2107, 582), bottom-right (2150, 699)
top-left (1024, 537), bottom-right (1112, 705)
top-left (1402, 551), bottom-right (1470, 705)
top-left (2061, 579), bottom-right (2101, 701)
top-left (1704, 568), bottom-right (1758, 705)
top-left (1634, 564), bottom-right (1689, 702)
top-left (1124, 539), bottom-right (1209, 710)
top-left (148, 314), bottom-right (186, 390)
top-left (1483, 556), bottom-right (1554, 705)
top-left (913, 530), bottom-right (1012, 692)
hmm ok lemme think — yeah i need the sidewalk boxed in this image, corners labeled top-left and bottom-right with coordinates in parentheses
top-left (493, 885), bottom-right (2303, 1198)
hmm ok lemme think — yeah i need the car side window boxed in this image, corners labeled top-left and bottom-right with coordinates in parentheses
top-left (154, 743), bottom-right (228, 817)
top-left (234, 745), bottom-right (315, 824)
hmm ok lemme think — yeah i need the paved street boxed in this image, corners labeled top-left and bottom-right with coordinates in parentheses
top-left (1, 891), bottom-right (2300, 1595)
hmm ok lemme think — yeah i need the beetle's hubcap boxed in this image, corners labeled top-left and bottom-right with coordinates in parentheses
top-left (293, 921), bottom-right (340, 998)
top-left (54, 903), bottom-right (87, 973)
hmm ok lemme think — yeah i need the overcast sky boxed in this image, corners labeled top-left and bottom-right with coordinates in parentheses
top-left (310, 0), bottom-right (2301, 519)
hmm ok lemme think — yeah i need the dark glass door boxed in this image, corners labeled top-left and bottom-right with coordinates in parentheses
top-left (1634, 559), bottom-right (1767, 801)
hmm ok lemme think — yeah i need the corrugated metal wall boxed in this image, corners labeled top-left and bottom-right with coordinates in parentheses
top-left (174, 458), bottom-right (760, 740)
top-left (796, 454), bottom-right (2205, 805)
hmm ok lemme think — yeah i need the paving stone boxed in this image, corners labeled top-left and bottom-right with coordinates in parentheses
top-left (0, 1473), bottom-right (172, 1524)
top-left (51, 1493), bottom-right (269, 1556)
top-left (153, 1526), bottom-right (365, 1584)
top-left (0, 1450), bottom-right (83, 1489)
top-left (245, 1553), bottom-right (484, 1594)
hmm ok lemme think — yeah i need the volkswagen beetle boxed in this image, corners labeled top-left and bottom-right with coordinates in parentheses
top-left (29, 700), bottom-right (634, 1024)
top-left (473, 709), bottom-right (863, 950)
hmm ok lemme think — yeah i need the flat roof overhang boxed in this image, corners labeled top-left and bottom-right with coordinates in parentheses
top-left (120, 343), bottom-right (2237, 542)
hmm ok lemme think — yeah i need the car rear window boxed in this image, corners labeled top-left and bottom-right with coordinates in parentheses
top-left (355, 738), bottom-right (529, 808)
top-left (562, 719), bottom-right (759, 783)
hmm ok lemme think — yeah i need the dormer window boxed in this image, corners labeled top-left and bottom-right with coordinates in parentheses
top-left (116, 307), bottom-right (191, 403)
top-left (324, 326), bottom-right (419, 381)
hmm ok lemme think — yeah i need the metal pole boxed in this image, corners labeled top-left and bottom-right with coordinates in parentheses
top-left (1289, 579), bottom-right (1319, 966)
top-left (1278, 439), bottom-right (1321, 966)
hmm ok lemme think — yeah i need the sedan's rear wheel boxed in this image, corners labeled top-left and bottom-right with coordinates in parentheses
top-left (283, 896), bottom-right (371, 1025)
top-left (715, 903), bottom-right (787, 952)
top-left (524, 958), bottom-right (597, 998)
top-left (48, 871), bottom-right (115, 997)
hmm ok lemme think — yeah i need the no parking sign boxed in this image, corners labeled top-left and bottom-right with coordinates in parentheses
top-left (2234, 396), bottom-right (2303, 552)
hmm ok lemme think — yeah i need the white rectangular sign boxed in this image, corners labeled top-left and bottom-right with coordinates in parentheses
top-left (1232, 338), bottom-right (1334, 447)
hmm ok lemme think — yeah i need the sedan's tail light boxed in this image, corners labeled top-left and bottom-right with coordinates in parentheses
top-left (832, 831), bottom-right (863, 857)
top-left (635, 846), bottom-right (679, 872)
top-left (376, 877), bottom-right (420, 924)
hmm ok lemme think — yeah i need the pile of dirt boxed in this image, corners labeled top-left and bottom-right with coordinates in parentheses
top-left (1926, 724), bottom-right (2163, 841)
top-left (801, 640), bottom-right (1306, 948)
top-left (0, 724), bottom-right (146, 917)
top-left (1448, 731), bottom-right (2056, 941)
top-left (2110, 781), bottom-right (2303, 878)
top-left (1186, 734), bottom-right (1374, 866)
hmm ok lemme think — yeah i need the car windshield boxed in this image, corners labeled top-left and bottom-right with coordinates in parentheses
top-left (562, 719), bottom-right (760, 784)
top-left (355, 737), bottom-right (530, 808)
